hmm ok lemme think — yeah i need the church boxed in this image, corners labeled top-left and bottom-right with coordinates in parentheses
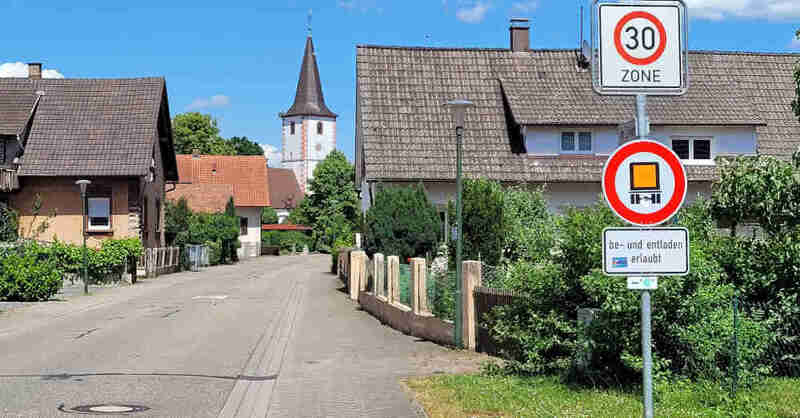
top-left (280, 31), bottom-right (337, 195)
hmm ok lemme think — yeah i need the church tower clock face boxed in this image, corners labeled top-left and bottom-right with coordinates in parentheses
top-left (279, 28), bottom-right (338, 195)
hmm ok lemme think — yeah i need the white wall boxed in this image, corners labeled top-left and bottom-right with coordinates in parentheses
top-left (525, 125), bottom-right (757, 161)
top-left (236, 206), bottom-right (262, 259)
top-left (276, 209), bottom-right (290, 224)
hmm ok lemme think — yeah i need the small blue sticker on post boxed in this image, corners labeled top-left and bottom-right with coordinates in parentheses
top-left (612, 257), bottom-right (629, 268)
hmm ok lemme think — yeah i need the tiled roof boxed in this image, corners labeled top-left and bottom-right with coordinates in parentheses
top-left (283, 36), bottom-right (337, 118)
top-left (267, 168), bottom-right (304, 210)
top-left (169, 183), bottom-right (234, 213)
top-left (176, 154), bottom-right (270, 207)
top-left (0, 77), bottom-right (177, 179)
top-left (356, 46), bottom-right (800, 183)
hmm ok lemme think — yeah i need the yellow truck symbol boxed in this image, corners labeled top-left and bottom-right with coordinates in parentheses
top-left (630, 162), bottom-right (662, 205)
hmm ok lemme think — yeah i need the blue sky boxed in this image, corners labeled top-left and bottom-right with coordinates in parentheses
top-left (1, 0), bottom-right (798, 164)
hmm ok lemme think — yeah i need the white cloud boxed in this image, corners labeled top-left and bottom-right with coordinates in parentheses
top-left (261, 144), bottom-right (282, 168)
top-left (685, 0), bottom-right (800, 20)
top-left (511, 1), bottom-right (537, 14)
top-left (0, 62), bottom-right (64, 79)
top-left (457, 1), bottom-right (491, 23)
top-left (186, 94), bottom-right (230, 111)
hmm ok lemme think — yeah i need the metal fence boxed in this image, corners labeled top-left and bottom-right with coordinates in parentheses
top-left (138, 247), bottom-right (182, 277)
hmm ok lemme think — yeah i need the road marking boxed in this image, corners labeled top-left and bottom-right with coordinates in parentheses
top-left (192, 295), bottom-right (228, 300)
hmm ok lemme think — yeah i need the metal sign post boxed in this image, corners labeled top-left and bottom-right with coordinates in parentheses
top-left (595, 2), bottom-right (689, 415)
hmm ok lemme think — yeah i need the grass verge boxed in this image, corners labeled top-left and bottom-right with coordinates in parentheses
top-left (405, 374), bottom-right (800, 418)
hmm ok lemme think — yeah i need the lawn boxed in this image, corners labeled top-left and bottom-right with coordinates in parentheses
top-left (405, 374), bottom-right (800, 418)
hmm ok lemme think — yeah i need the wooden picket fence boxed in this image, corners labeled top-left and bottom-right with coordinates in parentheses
top-left (138, 247), bottom-right (181, 278)
top-left (473, 286), bottom-right (520, 356)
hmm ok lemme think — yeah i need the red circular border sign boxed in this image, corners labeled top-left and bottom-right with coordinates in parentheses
top-left (602, 140), bottom-right (687, 226)
top-left (614, 11), bottom-right (668, 66)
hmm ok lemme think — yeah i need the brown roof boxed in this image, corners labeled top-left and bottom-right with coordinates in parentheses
top-left (169, 183), bottom-right (234, 213)
top-left (0, 77), bottom-right (177, 180)
top-left (176, 154), bottom-right (270, 207)
top-left (267, 168), bottom-right (304, 210)
top-left (355, 46), bottom-right (800, 183)
top-left (282, 36), bottom-right (337, 118)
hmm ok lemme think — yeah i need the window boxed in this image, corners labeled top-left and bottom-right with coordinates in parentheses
top-left (155, 199), bottom-right (161, 232)
top-left (317, 121), bottom-right (323, 135)
top-left (87, 197), bottom-right (111, 231)
top-left (240, 217), bottom-right (248, 236)
top-left (672, 138), bottom-right (712, 161)
top-left (561, 131), bottom-right (592, 154)
top-left (290, 122), bottom-right (295, 135)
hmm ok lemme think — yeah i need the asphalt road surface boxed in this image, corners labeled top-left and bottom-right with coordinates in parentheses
top-left (0, 254), bottom-right (450, 418)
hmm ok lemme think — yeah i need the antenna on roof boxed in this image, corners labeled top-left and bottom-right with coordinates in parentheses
top-left (307, 9), bottom-right (312, 36)
top-left (576, 5), bottom-right (590, 69)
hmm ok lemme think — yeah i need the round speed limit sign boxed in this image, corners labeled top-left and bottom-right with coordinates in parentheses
top-left (594, 0), bottom-right (687, 95)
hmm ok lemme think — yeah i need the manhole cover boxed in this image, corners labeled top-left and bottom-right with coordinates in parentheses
top-left (60, 404), bottom-right (150, 415)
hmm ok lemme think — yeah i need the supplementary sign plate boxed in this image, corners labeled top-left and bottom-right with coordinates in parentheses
top-left (592, 0), bottom-right (688, 95)
top-left (627, 277), bottom-right (659, 290)
top-left (603, 227), bottom-right (689, 276)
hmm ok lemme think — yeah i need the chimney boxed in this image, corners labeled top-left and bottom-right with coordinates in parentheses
top-left (510, 18), bottom-right (530, 52)
top-left (28, 63), bottom-right (42, 79)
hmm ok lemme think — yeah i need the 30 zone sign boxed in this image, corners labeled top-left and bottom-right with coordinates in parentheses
top-left (592, 0), bottom-right (688, 95)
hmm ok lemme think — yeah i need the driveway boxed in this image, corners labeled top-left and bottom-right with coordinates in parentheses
top-left (0, 254), bottom-right (479, 417)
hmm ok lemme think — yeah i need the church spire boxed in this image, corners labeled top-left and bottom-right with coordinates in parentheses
top-left (283, 33), bottom-right (337, 118)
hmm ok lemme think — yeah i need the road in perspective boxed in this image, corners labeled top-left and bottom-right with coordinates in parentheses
top-left (0, 255), bottom-right (464, 418)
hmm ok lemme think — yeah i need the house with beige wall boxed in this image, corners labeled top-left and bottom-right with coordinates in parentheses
top-left (355, 21), bottom-right (800, 222)
top-left (0, 64), bottom-right (178, 248)
top-left (170, 154), bottom-right (270, 259)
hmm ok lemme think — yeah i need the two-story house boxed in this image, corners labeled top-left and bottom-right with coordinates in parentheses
top-left (354, 21), bottom-right (800, 217)
top-left (0, 63), bottom-right (178, 248)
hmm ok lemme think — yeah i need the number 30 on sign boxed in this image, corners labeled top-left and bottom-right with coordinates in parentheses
top-left (592, 0), bottom-right (688, 96)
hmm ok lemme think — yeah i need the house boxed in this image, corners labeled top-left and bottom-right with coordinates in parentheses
top-left (171, 154), bottom-right (270, 259)
top-left (0, 63), bottom-right (178, 248)
top-left (267, 167), bottom-right (304, 223)
top-left (354, 20), bottom-right (800, 217)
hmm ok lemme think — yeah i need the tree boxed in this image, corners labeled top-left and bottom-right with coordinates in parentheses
top-left (448, 178), bottom-right (505, 266)
top-left (165, 197), bottom-right (192, 246)
top-left (172, 112), bottom-right (235, 155)
top-left (292, 150), bottom-right (359, 252)
top-left (0, 202), bottom-right (18, 242)
top-left (364, 183), bottom-right (440, 260)
top-left (223, 197), bottom-right (240, 262)
top-left (228, 136), bottom-right (264, 156)
top-left (261, 207), bottom-right (279, 224)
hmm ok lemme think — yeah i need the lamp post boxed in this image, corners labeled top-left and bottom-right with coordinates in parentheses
top-left (76, 179), bottom-right (91, 295)
top-left (445, 99), bottom-right (474, 348)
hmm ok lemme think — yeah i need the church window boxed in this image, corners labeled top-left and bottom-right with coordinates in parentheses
top-left (317, 122), bottom-right (323, 135)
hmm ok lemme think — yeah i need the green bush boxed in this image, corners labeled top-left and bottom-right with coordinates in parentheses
top-left (448, 178), bottom-right (504, 266)
top-left (331, 235), bottom-right (355, 274)
top-left (364, 183), bottom-right (441, 260)
top-left (0, 243), bottom-right (62, 301)
top-left (262, 230), bottom-right (311, 253)
top-left (48, 238), bottom-right (143, 283)
top-left (502, 185), bottom-right (555, 263)
top-left (556, 201), bottom-right (623, 281)
top-left (261, 207), bottom-right (279, 225)
top-left (0, 202), bottom-right (18, 242)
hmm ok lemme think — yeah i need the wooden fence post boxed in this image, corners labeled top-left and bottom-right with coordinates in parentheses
top-left (462, 261), bottom-right (482, 351)
top-left (410, 258), bottom-right (428, 315)
top-left (387, 256), bottom-right (400, 304)
top-left (374, 253), bottom-right (385, 298)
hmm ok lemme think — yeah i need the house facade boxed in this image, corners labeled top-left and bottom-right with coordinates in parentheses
top-left (0, 64), bottom-right (178, 248)
top-left (355, 22), bottom-right (800, 217)
top-left (171, 154), bottom-right (270, 259)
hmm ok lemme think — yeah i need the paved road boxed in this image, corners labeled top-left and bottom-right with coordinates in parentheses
top-left (0, 254), bottom-right (462, 418)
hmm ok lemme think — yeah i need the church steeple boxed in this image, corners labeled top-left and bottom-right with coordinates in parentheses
top-left (283, 35), bottom-right (337, 118)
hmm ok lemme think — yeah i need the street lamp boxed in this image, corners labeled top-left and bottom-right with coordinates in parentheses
top-left (76, 179), bottom-right (91, 295)
top-left (445, 99), bottom-right (474, 348)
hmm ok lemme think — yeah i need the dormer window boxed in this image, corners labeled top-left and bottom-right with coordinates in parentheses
top-left (561, 132), bottom-right (592, 154)
top-left (672, 137), bottom-right (712, 163)
top-left (317, 121), bottom-right (323, 135)
top-left (290, 122), bottom-right (296, 135)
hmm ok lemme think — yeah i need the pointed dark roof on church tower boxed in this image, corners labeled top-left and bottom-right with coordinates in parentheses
top-left (283, 36), bottom-right (337, 118)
